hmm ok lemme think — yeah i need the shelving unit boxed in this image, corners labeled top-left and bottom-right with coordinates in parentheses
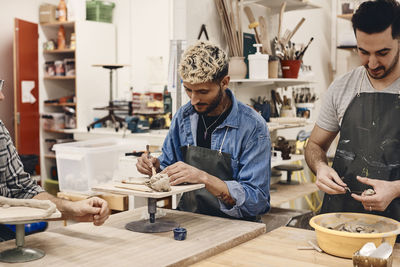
top-left (244, 0), bottom-right (320, 11)
top-left (38, 20), bottom-right (116, 184)
top-left (331, 1), bottom-right (359, 74)
top-left (40, 21), bottom-right (76, 188)
top-left (228, 1), bottom-right (318, 136)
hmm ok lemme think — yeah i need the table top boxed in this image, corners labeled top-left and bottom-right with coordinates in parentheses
top-left (0, 208), bottom-right (265, 267)
top-left (92, 182), bottom-right (205, 198)
top-left (270, 182), bottom-right (319, 207)
top-left (192, 226), bottom-right (400, 267)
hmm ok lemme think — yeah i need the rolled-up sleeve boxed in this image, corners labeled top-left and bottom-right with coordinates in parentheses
top-left (219, 124), bottom-right (271, 218)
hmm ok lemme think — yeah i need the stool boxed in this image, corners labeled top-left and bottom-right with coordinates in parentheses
top-left (87, 64), bottom-right (128, 132)
top-left (274, 164), bottom-right (304, 185)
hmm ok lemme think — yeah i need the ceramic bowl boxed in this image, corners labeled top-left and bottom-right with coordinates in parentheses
top-left (309, 212), bottom-right (400, 258)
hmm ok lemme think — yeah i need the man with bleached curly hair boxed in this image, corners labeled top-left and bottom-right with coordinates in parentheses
top-left (137, 41), bottom-right (271, 221)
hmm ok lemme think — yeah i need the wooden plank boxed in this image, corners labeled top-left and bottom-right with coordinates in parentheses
top-left (270, 183), bottom-right (319, 207)
top-left (192, 227), bottom-right (400, 267)
top-left (57, 191), bottom-right (128, 211)
top-left (0, 208), bottom-right (265, 266)
top-left (92, 182), bottom-right (205, 199)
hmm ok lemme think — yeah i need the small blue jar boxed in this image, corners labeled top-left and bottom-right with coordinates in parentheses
top-left (173, 227), bottom-right (187, 241)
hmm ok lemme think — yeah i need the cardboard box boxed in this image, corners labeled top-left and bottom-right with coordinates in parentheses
top-left (353, 251), bottom-right (393, 267)
top-left (39, 4), bottom-right (57, 24)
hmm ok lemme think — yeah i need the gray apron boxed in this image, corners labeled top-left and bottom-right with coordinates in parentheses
top-left (178, 128), bottom-right (259, 221)
top-left (321, 70), bottom-right (400, 222)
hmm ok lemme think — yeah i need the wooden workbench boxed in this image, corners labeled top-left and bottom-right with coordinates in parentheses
top-left (0, 208), bottom-right (265, 267)
top-left (192, 226), bottom-right (400, 267)
top-left (270, 182), bottom-right (319, 207)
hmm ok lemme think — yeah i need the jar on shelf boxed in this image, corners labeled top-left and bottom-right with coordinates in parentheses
top-left (44, 61), bottom-right (56, 76)
top-left (54, 60), bottom-right (65, 76)
top-left (58, 0), bottom-right (67, 22)
top-left (70, 33), bottom-right (76, 50)
top-left (64, 58), bottom-right (75, 76)
top-left (57, 25), bottom-right (66, 50)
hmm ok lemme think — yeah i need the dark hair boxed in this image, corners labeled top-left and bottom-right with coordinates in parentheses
top-left (352, 0), bottom-right (400, 39)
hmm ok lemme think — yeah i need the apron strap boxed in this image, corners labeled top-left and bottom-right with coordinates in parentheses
top-left (357, 69), bottom-right (365, 97)
top-left (219, 127), bottom-right (229, 154)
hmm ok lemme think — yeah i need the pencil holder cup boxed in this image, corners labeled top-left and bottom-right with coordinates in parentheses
top-left (268, 57), bottom-right (279, 78)
top-left (228, 57), bottom-right (247, 79)
top-left (173, 227), bottom-right (187, 241)
top-left (281, 60), bottom-right (301, 78)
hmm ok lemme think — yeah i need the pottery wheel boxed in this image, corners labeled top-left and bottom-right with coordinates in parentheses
top-left (0, 196), bottom-right (56, 223)
top-left (125, 197), bottom-right (179, 233)
top-left (0, 197), bottom-right (60, 263)
top-left (125, 219), bottom-right (179, 233)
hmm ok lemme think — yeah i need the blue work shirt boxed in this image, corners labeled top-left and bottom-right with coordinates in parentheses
top-left (158, 89), bottom-right (271, 218)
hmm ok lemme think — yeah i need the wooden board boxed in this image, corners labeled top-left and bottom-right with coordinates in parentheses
top-left (270, 182), bottom-right (319, 207)
top-left (0, 208), bottom-right (265, 266)
top-left (57, 191), bottom-right (129, 211)
top-left (0, 207), bottom-right (61, 224)
top-left (192, 226), bottom-right (400, 267)
top-left (92, 182), bottom-right (205, 199)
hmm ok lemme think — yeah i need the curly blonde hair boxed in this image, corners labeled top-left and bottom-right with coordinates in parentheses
top-left (178, 41), bottom-right (228, 84)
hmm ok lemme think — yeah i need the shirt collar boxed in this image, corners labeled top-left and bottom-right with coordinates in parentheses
top-left (182, 88), bottom-right (240, 129)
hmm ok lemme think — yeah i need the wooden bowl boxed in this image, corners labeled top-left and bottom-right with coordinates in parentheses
top-left (309, 213), bottom-right (400, 258)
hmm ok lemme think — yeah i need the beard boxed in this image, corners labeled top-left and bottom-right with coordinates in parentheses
top-left (194, 87), bottom-right (223, 115)
top-left (365, 47), bottom-right (399, 80)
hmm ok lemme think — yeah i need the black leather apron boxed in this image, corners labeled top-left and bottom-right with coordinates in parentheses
top-left (321, 71), bottom-right (400, 222)
top-left (178, 128), bottom-right (258, 221)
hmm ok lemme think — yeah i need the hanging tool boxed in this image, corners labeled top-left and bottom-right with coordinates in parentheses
top-left (197, 24), bottom-right (209, 40)
top-left (259, 16), bottom-right (272, 54)
top-left (244, 6), bottom-right (261, 44)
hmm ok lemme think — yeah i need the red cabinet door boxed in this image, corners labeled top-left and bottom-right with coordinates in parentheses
top-left (13, 19), bottom-right (39, 158)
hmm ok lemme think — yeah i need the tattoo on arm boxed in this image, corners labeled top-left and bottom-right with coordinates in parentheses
top-left (217, 192), bottom-right (236, 206)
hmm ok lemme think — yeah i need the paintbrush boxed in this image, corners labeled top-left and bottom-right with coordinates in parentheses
top-left (296, 37), bottom-right (314, 60)
top-left (146, 145), bottom-right (156, 176)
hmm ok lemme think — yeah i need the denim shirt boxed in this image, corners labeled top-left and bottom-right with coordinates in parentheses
top-left (158, 89), bottom-right (271, 218)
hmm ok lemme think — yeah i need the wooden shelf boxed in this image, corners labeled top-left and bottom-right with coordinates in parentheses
top-left (44, 154), bottom-right (56, 159)
top-left (40, 21), bottom-right (75, 28)
top-left (44, 129), bottom-right (73, 134)
top-left (44, 103), bottom-right (76, 107)
top-left (44, 49), bottom-right (75, 54)
top-left (337, 14), bottom-right (353, 20)
top-left (44, 76), bottom-right (75, 80)
top-left (231, 78), bottom-right (314, 88)
top-left (245, 0), bottom-right (321, 11)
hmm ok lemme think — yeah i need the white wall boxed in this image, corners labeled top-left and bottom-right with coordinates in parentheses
top-left (114, 0), bottom-right (172, 98)
top-left (0, 0), bottom-right (58, 139)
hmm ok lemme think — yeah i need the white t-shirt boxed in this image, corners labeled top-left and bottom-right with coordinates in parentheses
top-left (317, 66), bottom-right (400, 132)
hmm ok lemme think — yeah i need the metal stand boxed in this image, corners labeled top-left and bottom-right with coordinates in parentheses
top-left (87, 64), bottom-right (126, 132)
top-left (125, 198), bottom-right (179, 233)
top-left (0, 224), bottom-right (45, 263)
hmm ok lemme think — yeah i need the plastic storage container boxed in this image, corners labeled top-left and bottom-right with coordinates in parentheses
top-left (41, 113), bottom-right (65, 130)
top-left (53, 138), bottom-right (131, 193)
top-left (86, 0), bottom-right (115, 23)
